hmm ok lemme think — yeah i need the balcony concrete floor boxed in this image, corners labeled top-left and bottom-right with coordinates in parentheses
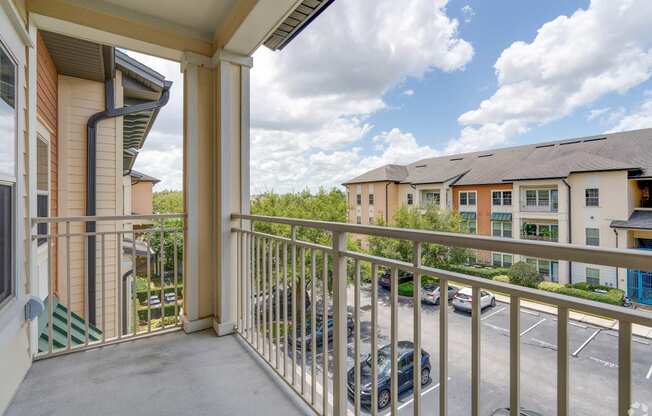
top-left (6, 330), bottom-right (308, 416)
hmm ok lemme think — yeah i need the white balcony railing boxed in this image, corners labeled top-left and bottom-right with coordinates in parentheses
top-left (31, 214), bottom-right (185, 359)
top-left (231, 213), bottom-right (652, 416)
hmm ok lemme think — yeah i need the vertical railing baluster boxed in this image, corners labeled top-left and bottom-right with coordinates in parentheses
top-left (471, 286), bottom-right (481, 416)
top-left (413, 242), bottom-right (422, 416)
top-left (354, 260), bottom-right (361, 416)
top-left (557, 306), bottom-right (569, 416)
top-left (332, 231), bottom-right (348, 416)
top-left (262, 238), bottom-right (268, 360)
top-left (510, 296), bottom-right (520, 416)
top-left (275, 241), bottom-right (281, 369)
top-left (101, 233), bottom-right (106, 343)
top-left (66, 221), bottom-right (72, 349)
top-left (47, 234), bottom-right (53, 354)
top-left (291, 226), bottom-right (297, 387)
top-left (440, 278), bottom-right (448, 416)
top-left (131, 233), bottom-right (137, 336)
top-left (619, 320), bottom-right (632, 416)
top-left (300, 246), bottom-right (306, 396)
top-left (174, 235), bottom-right (179, 327)
top-left (147, 233), bottom-right (152, 333)
top-left (283, 240), bottom-right (288, 377)
top-left (311, 249), bottom-right (317, 405)
top-left (237, 231), bottom-right (242, 334)
top-left (322, 252), bottom-right (329, 416)
top-left (255, 236), bottom-right (260, 350)
top-left (371, 263), bottom-right (379, 416)
top-left (390, 266), bottom-right (399, 415)
top-left (160, 229), bottom-right (165, 330)
top-left (86, 232), bottom-right (93, 346)
top-left (268, 240), bottom-right (274, 363)
top-left (117, 228), bottom-right (122, 339)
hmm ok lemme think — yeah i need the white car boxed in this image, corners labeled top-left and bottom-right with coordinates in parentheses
top-left (421, 284), bottom-right (459, 305)
top-left (452, 287), bottom-right (496, 313)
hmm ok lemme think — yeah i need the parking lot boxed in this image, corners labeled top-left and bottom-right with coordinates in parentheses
top-left (284, 283), bottom-right (652, 416)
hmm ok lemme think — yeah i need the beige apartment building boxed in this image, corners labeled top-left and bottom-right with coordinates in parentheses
top-left (345, 129), bottom-right (652, 299)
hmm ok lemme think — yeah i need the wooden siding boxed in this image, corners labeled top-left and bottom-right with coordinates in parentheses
top-left (57, 73), bottom-right (123, 337)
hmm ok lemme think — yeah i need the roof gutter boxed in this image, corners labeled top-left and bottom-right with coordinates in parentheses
top-left (86, 78), bottom-right (170, 324)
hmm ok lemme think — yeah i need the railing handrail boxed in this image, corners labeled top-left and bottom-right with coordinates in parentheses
top-left (232, 213), bottom-right (652, 270)
top-left (31, 213), bottom-right (186, 224)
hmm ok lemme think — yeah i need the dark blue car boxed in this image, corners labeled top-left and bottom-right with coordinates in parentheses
top-left (347, 341), bottom-right (431, 410)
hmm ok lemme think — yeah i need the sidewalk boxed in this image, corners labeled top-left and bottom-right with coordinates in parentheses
top-left (494, 294), bottom-right (652, 339)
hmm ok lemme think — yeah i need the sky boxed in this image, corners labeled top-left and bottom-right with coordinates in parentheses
top-left (130, 0), bottom-right (652, 193)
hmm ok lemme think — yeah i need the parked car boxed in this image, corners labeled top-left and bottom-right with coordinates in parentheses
top-left (347, 341), bottom-right (431, 410)
top-left (378, 269), bottom-right (413, 290)
top-left (146, 295), bottom-right (160, 306)
top-left (490, 408), bottom-right (544, 416)
top-left (164, 292), bottom-right (177, 303)
top-left (452, 287), bottom-right (496, 313)
top-left (293, 313), bottom-right (354, 350)
top-left (421, 283), bottom-right (459, 305)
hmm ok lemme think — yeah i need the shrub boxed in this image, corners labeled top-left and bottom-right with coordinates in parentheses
top-left (537, 281), bottom-right (625, 305)
top-left (398, 282), bottom-right (414, 297)
top-left (439, 263), bottom-right (510, 279)
top-left (508, 262), bottom-right (543, 288)
top-left (493, 275), bottom-right (511, 283)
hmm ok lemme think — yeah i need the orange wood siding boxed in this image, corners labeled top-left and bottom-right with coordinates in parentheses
top-left (453, 183), bottom-right (512, 236)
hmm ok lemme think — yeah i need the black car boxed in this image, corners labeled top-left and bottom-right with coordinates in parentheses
top-left (347, 341), bottom-right (431, 410)
top-left (490, 409), bottom-right (544, 416)
top-left (293, 313), bottom-right (354, 350)
top-left (378, 269), bottom-right (413, 290)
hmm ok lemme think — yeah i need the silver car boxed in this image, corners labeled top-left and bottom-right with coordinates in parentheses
top-left (421, 284), bottom-right (459, 305)
top-left (452, 287), bottom-right (495, 312)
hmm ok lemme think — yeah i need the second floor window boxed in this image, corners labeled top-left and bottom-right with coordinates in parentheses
top-left (459, 191), bottom-right (476, 206)
top-left (492, 191), bottom-right (512, 206)
top-left (368, 194), bottom-right (374, 205)
top-left (585, 228), bottom-right (600, 246)
top-left (492, 221), bottom-right (512, 238)
top-left (356, 194), bottom-right (361, 205)
top-left (423, 191), bottom-right (440, 206)
top-left (525, 189), bottom-right (558, 210)
top-left (407, 193), bottom-right (413, 205)
top-left (585, 188), bottom-right (599, 207)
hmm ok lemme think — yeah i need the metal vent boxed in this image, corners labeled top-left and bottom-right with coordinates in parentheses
top-left (263, 0), bottom-right (334, 50)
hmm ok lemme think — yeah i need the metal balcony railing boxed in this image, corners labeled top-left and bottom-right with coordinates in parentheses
top-left (231, 213), bottom-right (652, 416)
top-left (31, 214), bottom-right (185, 359)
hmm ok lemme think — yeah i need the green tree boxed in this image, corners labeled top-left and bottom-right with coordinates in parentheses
top-left (508, 261), bottom-right (543, 288)
top-left (151, 190), bottom-right (184, 271)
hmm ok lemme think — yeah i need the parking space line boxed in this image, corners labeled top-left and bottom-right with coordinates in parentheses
top-left (569, 321), bottom-right (588, 329)
top-left (520, 308), bottom-right (539, 317)
top-left (485, 323), bottom-right (509, 333)
top-left (589, 356), bottom-right (618, 369)
top-left (520, 318), bottom-right (546, 337)
top-left (396, 377), bottom-right (451, 412)
top-left (634, 338), bottom-right (650, 346)
top-left (572, 329), bottom-right (601, 357)
top-left (647, 365), bottom-right (652, 380)
top-left (481, 307), bottom-right (505, 321)
top-left (532, 338), bottom-right (557, 350)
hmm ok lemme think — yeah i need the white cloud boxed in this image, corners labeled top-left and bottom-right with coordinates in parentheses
top-left (461, 5), bottom-right (475, 23)
top-left (403, 89), bottom-right (415, 96)
top-left (587, 107), bottom-right (610, 121)
top-left (608, 99), bottom-right (652, 132)
top-left (251, 0), bottom-right (473, 193)
top-left (447, 0), bottom-right (652, 153)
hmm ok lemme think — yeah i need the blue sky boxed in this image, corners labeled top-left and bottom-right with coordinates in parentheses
top-left (133, 0), bottom-right (652, 192)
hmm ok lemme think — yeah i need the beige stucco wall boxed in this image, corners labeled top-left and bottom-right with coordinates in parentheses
top-left (131, 181), bottom-right (154, 215)
top-left (57, 72), bottom-right (123, 336)
top-left (568, 170), bottom-right (629, 288)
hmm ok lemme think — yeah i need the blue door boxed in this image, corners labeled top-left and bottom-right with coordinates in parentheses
top-left (628, 270), bottom-right (652, 305)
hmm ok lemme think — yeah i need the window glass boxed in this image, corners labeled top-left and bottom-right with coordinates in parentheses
top-left (460, 192), bottom-right (467, 206)
top-left (468, 192), bottom-right (476, 206)
top-left (37, 194), bottom-right (48, 246)
top-left (586, 268), bottom-right (600, 285)
top-left (537, 190), bottom-right (549, 206)
top-left (503, 191), bottom-right (512, 206)
top-left (503, 254), bottom-right (513, 267)
top-left (526, 190), bottom-right (537, 206)
top-left (586, 228), bottom-right (600, 246)
top-left (0, 46), bottom-right (16, 179)
top-left (0, 185), bottom-right (11, 303)
top-left (585, 188), bottom-right (599, 207)
top-left (356, 194), bottom-right (361, 205)
top-left (407, 193), bottom-right (413, 205)
top-left (492, 221), bottom-right (501, 237)
top-left (492, 253), bottom-right (502, 267)
top-left (368, 194), bottom-right (374, 205)
top-left (492, 191), bottom-right (501, 206)
top-left (503, 222), bottom-right (512, 238)
top-left (356, 216), bottom-right (361, 224)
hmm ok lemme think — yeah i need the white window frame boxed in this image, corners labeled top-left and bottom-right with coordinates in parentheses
top-left (585, 188), bottom-right (599, 207)
top-left (492, 221), bottom-right (512, 238)
top-left (0, 38), bottom-right (18, 312)
top-left (492, 190), bottom-right (512, 206)
top-left (586, 267), bottom-right (601, 286)
top-left (407, 193), bottom-right (413, 205)
top-left (422, 190), bottom-right (440, 206)
top-left (585, 227), bottom-right (600, 246)
top-left (459, 191), bottom-right (476, 207)
top-left (492, 252), bottom-right (513, 268)
top-left (368, 193), bottom-right (374, 205)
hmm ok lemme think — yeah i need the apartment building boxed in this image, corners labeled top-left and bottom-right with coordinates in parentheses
top-left (344, 129), bottom-right (652, 298)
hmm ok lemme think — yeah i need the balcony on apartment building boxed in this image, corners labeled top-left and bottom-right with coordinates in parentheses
top-left (520, 188), bottom-right (559, 213)
top-left (520, 223), bottom-right (560, 242)
top-left (4, 2), bottom-right (652, 416)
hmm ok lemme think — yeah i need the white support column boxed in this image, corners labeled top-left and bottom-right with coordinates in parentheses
top-left (214, 52), bottom-right (252, 336)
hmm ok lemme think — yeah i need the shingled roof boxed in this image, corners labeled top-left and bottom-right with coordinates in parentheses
top-left (344, 129), bottom-right (652, 186)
